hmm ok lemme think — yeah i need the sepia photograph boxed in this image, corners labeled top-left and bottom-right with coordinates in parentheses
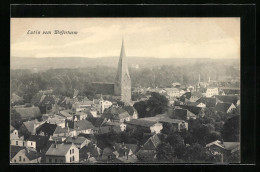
top-left (10, 18), bottom-right (240, 164)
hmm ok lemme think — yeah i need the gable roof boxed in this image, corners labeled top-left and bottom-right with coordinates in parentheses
top-left (15, 107), bottom-right (41, 120)
top-left (10, 145), bottom-right (25, 159)
top-left (36, 122), bottom-right (58, 136)
top-left (215, 103), bottom-right (234, 113)
top-left (74, 120), bottom-right (94, 131)
top-left (28, 135), bottom-right (49, 151)
top-left (65, 137), bottom-right (87, 145)
top-left (22, 120), bottom-right (43, 133)
top-left (125, 119), bottom-right (157, 128)
top-left (20, 149), bottom-right (42, 160)
top-left (45, 143), bottom-right (74, 156)
top-left (214, 95), bottom-right (239, 105)
top-left (179, 105), bottom-right (204, 116)
top-left (196, 97), bottom-right (221, 107)
top-left (143, 134), bottom-right (162, 150)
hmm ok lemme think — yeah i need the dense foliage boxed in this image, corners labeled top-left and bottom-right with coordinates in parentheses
top-left (11, 63), bottom-right (239, 103)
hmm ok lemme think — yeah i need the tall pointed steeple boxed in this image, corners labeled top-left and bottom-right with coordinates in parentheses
top-left (114, 39), bottom-right (131, 103)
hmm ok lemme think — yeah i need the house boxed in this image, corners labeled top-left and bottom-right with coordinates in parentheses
top-left (45, 143), bottom-right (79, 163)
top-left (14, 106), bottom-right (42, 120)
top-left (126, 119), bottom-right (163, 134)
top-left (173, 107), bottom-right (197, 120)
top-left (67, 120), bottom-right (95, 135)
top-left (133, 115), bottom-right (188, 133)
top-left (53, 126), bottom-right (77, 138)
top-left (72, 99), bottom-right (93, 112)
top-left (10, 139), bottom-right (36, 150)
top-left (103, 122), bottom-right (127, 132)
top-left (219, 87), bottom-right (240, 95)
top-left (36, 122), bottom-right (58, 137)
top-left (186, 101), bottom-right (206, 108)
top-left (79, 144), bottom-right (102, 161)
top-left (112, 143), bottom-right (139, 163)
top-left (73, 111), bottom-right (88, 121)
top-left (206, 140), bottom-right (240, 162)
top-left (58, 110), bottom-right (74, 120)
top-left (10, 125), bottom-right (20, 140)
top-left (160, 88), bottom-right (181, 98)
top-left (136, 134), bottom-right (164, 162)
top-left (202, 87), bottom-right (219, 97)
top-left (10, 148), bottom-right (41, 163)
top-left (10, 145), bottom-right (25, 162)
top-left (158, 118), bottom-right (188, 132)
top-left (19, 119), bottom-right (45, 137)
top-left (179, 105), bottom-right (205, 118)
top-left (27, 135), bottom-right (50, 153)
top-left (65, 137), bottom-right (90, 149)
top-left (101, 147), bottom-right (116, 162)
top-left (103, 106), bottom-right (131, 123)
top-left (214, 95), bottom-right (240, 106)
top-left (196, 97), bottom-right (222, 107)
top-left (45, 115), bottom-right (66, 128)
top-left (215, 103), bottom-right (236, 113)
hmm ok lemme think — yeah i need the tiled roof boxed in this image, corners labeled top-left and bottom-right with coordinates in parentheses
top-left (179, 105), bottom-right (204, 116)
top-left (28, 135), bottom-right (49, 151)
top-left (10, 145), bottom-right (25, 159)
top-left (215, 103), bottom-right (234, 113)
top-left (125, 119), bottom-right (157, 128)
top-left (74, 120), bottom-right (94, 131)
top-left (214, 95), bottom-right (239, 104)
top-left (22, 120), bottom-right (43, 133)
top-left (45, 143), bottom-right (74, 156)
top-left (23, 149), bottom-right (41, 160)
top-left (65, 137), bottom-right (87, 145)
top-left (36, 122), bottom-right (58, 136)
top-left (196, 97), bottom-right (221, 107)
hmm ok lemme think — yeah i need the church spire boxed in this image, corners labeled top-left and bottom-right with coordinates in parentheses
top-left (114, 39), bottom-right (131, 103)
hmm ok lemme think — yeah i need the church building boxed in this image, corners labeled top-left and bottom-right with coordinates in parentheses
top-left (91, 40), bottom-right (132, 103)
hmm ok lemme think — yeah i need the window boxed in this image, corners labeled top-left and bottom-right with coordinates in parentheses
top-left (23, 142), bottom-right (25, 146)
top-left (31, 142), bottom-right (33, 146)
top-left (19, 156), bottom-right (21, 161)
top-left (16, 141), bottom-right (18, 145)
top-left (23, 158), bottom-right (25, 162)
top-left (70, 150), bottom-right (71, 154)
top-left (70, 157), bottom-right (72, 162)
top-left (14, 160), bottom-right (16, 163)
top-left (72, 156), bottom-right (74, 161)
top-left (72, 149), bottom-right (74, 154)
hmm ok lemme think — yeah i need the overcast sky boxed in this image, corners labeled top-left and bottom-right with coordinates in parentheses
top-left (11, 18), bottom-right (240, 59)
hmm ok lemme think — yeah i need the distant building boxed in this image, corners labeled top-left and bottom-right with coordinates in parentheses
top-left (45, 143), bottom-right (79, 163)
top-left (202, 87), bottom-right (219, 97)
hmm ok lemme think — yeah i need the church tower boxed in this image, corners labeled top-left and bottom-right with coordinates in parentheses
top-left (114, 39), bottom-right (131, 103)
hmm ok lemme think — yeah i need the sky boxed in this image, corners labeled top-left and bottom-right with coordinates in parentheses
top-left (11, 18), bottom-right (240, 59)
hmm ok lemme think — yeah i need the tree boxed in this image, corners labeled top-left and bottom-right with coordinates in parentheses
top-left (10, 109), bottom-right (23, 129)
top-left (156, 142), bottom-right (174, 162)
top-left (222, 115), bottom-right (240, 142)
top-left (166, 133), bottom-right (186, 159)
